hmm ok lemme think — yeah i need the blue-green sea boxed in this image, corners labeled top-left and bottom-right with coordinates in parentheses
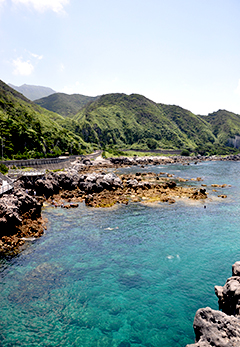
top-left (1, 161), bottom-right (240, 347)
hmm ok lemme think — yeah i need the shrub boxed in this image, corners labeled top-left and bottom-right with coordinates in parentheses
top-left (0, 163), bottom-right (8, 174)
top-left (181, 149), bottom-right (190, 156)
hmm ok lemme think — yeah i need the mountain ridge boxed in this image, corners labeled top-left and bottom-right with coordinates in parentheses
top-left (8, 83), bottom-right (56, 101)
top-left (3, 81), bottom-right (240, 157)
top-left (34, 92), bottom-right (99, 117)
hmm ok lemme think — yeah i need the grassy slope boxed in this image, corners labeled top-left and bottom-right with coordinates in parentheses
top-left (73, 93), bottom-right (198, 149)
top-left (0, 80), bottom-right (91, 159)
top-left (35, 93), bottom-right (99, 118)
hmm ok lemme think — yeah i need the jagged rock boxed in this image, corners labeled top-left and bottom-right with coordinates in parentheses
top-left (0, 188), bottom-right (42, 237)
top-left (186, 307), bottom-right (240, 347)
top-left (126, 178), bottom-right (139, 188)
top-left (162, 181), bottom-right (177, 189)
top-left (214, 262), bottom-right (240, 316)
top-left (35, 174), bottom-right (60, 197)
top-left (82, 158), bottom-right (92, 165)
top-left (232, 261), bottom-right (240, 276)
top-left (187, 262), bottom-right (240, 346)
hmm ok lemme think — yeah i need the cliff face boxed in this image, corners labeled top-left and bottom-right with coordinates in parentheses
top-left (186, 262), bottom-right (240, 347)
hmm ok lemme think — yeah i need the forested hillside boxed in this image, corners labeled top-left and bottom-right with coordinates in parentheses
top-left (3, 79), bottom-right (240, 158)
top-left (0, 80), bottom-right (91, 159)
top-left (73, 93), bottom-right (195, 149)
top-left (202, 110), bottom-right (240, 145)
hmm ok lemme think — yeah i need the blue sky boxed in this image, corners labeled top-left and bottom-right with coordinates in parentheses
top-left (1, 0), bottom-right (240, 115)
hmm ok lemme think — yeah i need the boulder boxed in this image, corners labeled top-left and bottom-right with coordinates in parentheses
top-left (215, 277), bottom-right (240, 315)
top-left (187, 262), bottom-right (240, 346)
top-left (232, 261), bottom-right (240, 276)
top-left (0, 188), bottom-right (41, 237)
top-left (186, 307), bottom-right (240, 347)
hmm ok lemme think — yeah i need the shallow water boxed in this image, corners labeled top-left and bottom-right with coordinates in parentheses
top-left (1, 161), bottom-right (240, 346)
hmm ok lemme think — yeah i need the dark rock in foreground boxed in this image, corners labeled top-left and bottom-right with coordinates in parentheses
top-left (187, 307), bottom-right (240, 347)
top-left (187, 262), bottom-right (240, 346)
top-left (0, 188), bottom-right (44, 256)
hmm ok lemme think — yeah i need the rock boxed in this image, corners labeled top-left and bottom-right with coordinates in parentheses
top-left (0, 189), bottom-right (41, 237)
top-left (82, 158), bottom-right (92, 165)
top-left (126, 178), bottom-right (139, 188)
top-left (215, 276), bottom-right (240, 315)
top-left (63, 203), bottom-right (78, 209)
top-left (187, 262), bottom-right (240, 346)
top-left (162, 181), bottom-right (177, 189)
top-left (186, 307), bottom-right (240, 347)
top-left (232, 261), bottom-right (240, 276)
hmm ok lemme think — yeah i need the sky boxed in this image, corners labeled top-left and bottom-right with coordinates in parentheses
top-left (1, 0), bottom-right (240, 115)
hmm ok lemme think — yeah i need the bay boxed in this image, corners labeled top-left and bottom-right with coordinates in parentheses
top-left (1, 161), bottom-right (240, 347)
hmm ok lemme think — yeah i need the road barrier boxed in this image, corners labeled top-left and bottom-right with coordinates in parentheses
top-left (0, 183), bottom-right (13, 196)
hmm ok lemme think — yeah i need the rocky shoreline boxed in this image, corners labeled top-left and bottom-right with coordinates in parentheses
top-left (0, 155), bottom-right (212, 256)
top-left (1, 154), bottom-right (239, 345)
top-left (186, 261), bottom-right (240, 347)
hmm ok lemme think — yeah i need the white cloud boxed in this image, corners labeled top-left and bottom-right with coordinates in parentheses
top-left (13, 57), bottom-right (34, 76)
top-left (12, 0), bottom-right (69, 14)
top-left (30, 52), bottom-right (43, 60)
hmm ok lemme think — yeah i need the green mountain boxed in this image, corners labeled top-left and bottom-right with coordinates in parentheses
top-left (8, 83), bottom-right (56, 101)
top-left (71, 93), bottom-right (216, 151)
top-left (202, 110), bottom-right (240, 146)
top-left (159, 104), bottom-right (216, 146)
top-left (73, 93), bottom-right (189, 149)
top-left (0, 80), bottom-right (91, 159)
top-left (2, 80), bottom-right (240, 158)
top-left (34, 93), bottom-right (98, 117)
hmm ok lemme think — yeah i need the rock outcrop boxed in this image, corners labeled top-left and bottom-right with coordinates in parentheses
top-left (186, 262), bottom-right (240, 346)
top-left (187, 307), bottom-right (240, 347)
top-left (0, 158), bottom-right (209, 256)
top-left (0, 188), bottom-right (44, 256)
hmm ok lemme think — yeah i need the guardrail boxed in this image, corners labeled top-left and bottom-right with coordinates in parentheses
top-left (0, 156), bottom-right (77, 168)
top-left (0, 152), bottom-right (101, 169)
top-left (0, 183), bottom-right (13, 196)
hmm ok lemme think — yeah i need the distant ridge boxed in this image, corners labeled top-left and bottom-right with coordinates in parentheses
top-left (35, 93), bottom-right (99, 117)
top-left (8, 83), bottom-right (56, 101)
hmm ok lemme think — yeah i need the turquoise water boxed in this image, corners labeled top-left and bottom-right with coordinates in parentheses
top-left (1, 161), bottom-right (240, 347)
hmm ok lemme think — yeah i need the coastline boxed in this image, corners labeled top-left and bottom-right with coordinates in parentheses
top-left (1, 155), bottom-right (240, 346)
top-left (0, 154), bottom-right (214, 256)
top-left (1, 152), bottom-right (236, 256)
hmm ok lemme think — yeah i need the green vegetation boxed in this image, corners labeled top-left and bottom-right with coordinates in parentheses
top-left (181, 149), bottom-right (190, 156)
top-left (0, 163), bottom-right (8, 174)
top-left (102, 147), bottom-right (125, 158)
top-left (70, 93), bottom-right (240, 155)
top-left (35, 93), bottom-right (99, 118)
top-left (73, 93), bottom-right (194, 150)
top-left (2, 80), bottom-right (240, 159)
top-left (159, 104), bottom-right (216, 149)
top-left (202, 110), bottom-right (240, 145)
top-left (0, 80), bottom-right (92, 159)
